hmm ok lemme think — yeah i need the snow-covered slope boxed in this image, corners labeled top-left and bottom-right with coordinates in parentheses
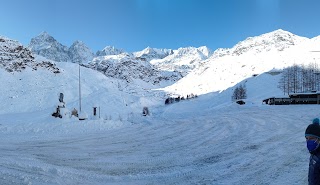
top-left (0, 59), bottom-right (156, 118)
top-left (162, 29), bottom-right (319, 96)
top-left (1, 35), bottom-right (153, 115)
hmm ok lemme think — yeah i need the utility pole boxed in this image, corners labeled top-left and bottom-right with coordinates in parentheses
top-left (79, 63), bottom-right (82, 113)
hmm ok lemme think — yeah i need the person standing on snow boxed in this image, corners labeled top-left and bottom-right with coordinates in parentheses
top-left (305, 118), bottom-right (320, 185)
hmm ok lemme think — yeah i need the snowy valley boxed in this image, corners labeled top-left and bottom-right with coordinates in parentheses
top-left (0, 29), bottom-right (320, 184)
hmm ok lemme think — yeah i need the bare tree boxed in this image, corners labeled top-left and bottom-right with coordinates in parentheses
top-left (278, 69), bottom-right (289, 95)
top-left (279, 63), bottom-right (320, 94)
top-left (232, 86), bottom-right (240, 101)
top-left (239, 84), bottom-right (247, 99)
top-left (232, 84), bottom-right (247, 101)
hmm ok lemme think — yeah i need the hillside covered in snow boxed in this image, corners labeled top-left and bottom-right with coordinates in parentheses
top-left (162, 29), bottom-right (320, 96)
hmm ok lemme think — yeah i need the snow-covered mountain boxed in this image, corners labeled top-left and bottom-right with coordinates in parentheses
top-left (12, 29), bottom-right (320, 98)
top-left (0, 35), bottom-right (139, 115)
top-left (0, 35), bottom-right (60, 73)
top-left (150, 46), bottom-right (212, 76)
top-left (16, 29), bottom-right (320, 97)
top-left (28, 33), bottom-right (182, 88)
top-left (212, 29), bottom-right (307, 58)
top-left (162, 29), bottom-right (320, 96)
top-left (28, 32), bottom-right (70, 63)
top-left (96, 46), bottom-right (125, 56)
top-left (68, 40), bottom-right (94, 64)
top-left (28, 32), bottom-right (94, 64)
top-left (5, 29), bottom-right (309, 115)
top-left (133, 47), bottom-right (173, 61)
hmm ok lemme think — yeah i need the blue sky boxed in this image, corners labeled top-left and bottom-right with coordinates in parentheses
top-left (1, 0), bottom-right (320, 52)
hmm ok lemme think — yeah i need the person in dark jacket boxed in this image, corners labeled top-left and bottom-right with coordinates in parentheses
top-left (305, 118), bottom-right (320, 185)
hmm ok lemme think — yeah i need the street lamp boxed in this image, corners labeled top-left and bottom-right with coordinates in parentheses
top-left (78, 62), bottom-right (88, 120)
top-left (79, 62), bottom-right (82, 113)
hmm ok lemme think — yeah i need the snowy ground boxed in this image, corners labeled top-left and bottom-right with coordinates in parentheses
top-left (0, 103), bottom-right (315, 185)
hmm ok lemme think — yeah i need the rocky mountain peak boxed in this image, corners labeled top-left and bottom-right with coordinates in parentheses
top-left (133, 47), bottom-right (173, 61)
top-left (174, 46), bottom-right (211, 59)
top-left (69, 40), bottom-right (94, 64)
top-left (96, 46), bottom-right (125, 56)
top-left (197, 46), bottom-right (212, 58)
top-left (38, 31), bottom-right (53, 40)
top-left (28, 32), bottom-right (94, 64)
top-left (28, 32), bottom-right (70, 62)
top-left (28, 32), bottom-right (62, 50)
top-left (72, 40), bottom-right (84, 45)
top-left (28, 32), bottom-right (52, 45)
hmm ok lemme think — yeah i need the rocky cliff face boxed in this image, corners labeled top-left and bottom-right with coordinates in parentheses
top-left (0, 36), bottom-right (60, 73)
top-left (86, 53), bottom-right (182, 85)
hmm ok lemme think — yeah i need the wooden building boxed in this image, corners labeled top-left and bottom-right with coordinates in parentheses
top-left (263, 97), bottom-right (291, 105)
top-left (289, 92), bottom-right (320, 104)
top-left (263, 92), bottom-right (320, 105)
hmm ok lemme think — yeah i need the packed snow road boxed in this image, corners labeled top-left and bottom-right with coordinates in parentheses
top-left (0, 105), bottom-right (316, 184)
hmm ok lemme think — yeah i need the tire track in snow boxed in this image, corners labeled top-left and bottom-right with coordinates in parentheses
top-left (0, 105), bottom-right (313, 184)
